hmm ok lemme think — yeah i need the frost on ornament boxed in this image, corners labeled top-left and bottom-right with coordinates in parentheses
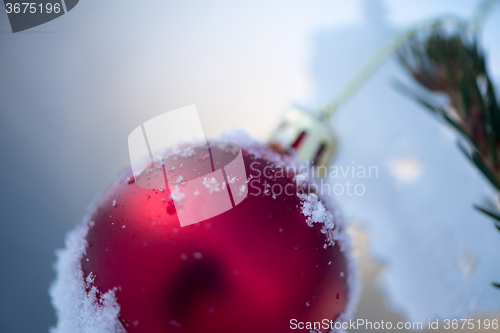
top-left (50, 130), bottom-right (358, 332)
top-left (49, 218), bottom-right (125, 333)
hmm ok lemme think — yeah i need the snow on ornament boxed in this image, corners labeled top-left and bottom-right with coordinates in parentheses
top-left (50, 114), bottom-right (358, 332)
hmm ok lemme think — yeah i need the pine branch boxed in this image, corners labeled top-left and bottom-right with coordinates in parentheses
top-left (399, 25), bottom-right (500, 195)
top-left (398, 23), bottom-right (500, 287)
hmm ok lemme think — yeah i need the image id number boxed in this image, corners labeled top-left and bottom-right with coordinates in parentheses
top-left (5, 3), bottom-right (61, 14)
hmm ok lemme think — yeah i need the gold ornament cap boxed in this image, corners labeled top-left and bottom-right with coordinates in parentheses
top-left (268, 109), bottom-right (337, 176)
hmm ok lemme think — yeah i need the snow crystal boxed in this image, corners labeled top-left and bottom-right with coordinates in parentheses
top-left (49, 218), bottom-right (125, 333)
top-left (85, 272), bottom-right (95, 287)
top-left (179, 149), bottom-right (195, 158)
top-left (202, 177), bottom-right (223, 193)
top-left (175, 175), bottom-right (184, 184)
top-left (298, 193), bottom-right (339, 248)
top-left (299, 193), bottom-right (331, 225)
top-left (170, 186), bottom-right (185, 204)
top-left (295, 172), bottom-right (309, 187)
top-left (294, 184), bottom-right (359, 328)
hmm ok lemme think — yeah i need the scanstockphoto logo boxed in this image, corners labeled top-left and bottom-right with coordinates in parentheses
top-left (3, 0), bottom-right (78, 33)
top-left (128, 105), bottom-right (248, 228)
top-left (247, 160), bottom-right (379, 198)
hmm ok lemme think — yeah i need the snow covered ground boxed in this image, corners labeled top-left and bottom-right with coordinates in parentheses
top-left (308, 0), bottom-right (500, 322)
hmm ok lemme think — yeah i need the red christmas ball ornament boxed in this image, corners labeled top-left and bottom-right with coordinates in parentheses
top-left (50, 134), bottom-right (356, 333)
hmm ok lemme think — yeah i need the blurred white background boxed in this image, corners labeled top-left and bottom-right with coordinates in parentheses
top-left (1, 0), bottom-right (500, 331)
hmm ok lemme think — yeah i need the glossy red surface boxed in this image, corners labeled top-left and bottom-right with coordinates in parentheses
top-left (82, 146), bottom-right (348, 333)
